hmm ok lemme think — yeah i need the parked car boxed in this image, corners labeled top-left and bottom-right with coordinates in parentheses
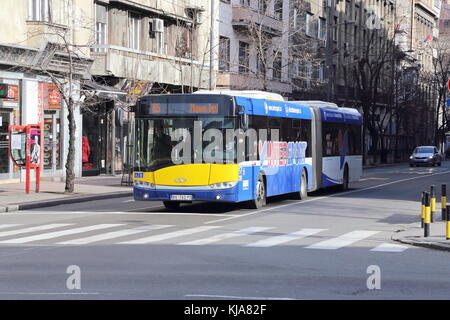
top-left (409, 146), bottom-right (442, 167)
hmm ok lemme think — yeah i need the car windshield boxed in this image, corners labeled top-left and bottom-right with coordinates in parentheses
top-left (414, 147), bottom-right (434, 154)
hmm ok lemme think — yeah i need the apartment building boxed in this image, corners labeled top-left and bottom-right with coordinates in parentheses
top-left (216, 0), bottom-right (292, 94)
top-left (0, 0), bottom-right (93, 182)
top-left (85, 0), bottom-right (215, 176)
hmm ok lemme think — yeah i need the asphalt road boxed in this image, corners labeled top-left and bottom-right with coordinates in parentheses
top-left (1, 163), bottom-right (450, 300)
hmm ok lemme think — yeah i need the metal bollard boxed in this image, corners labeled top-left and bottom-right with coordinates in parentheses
top-left (424, 192), bottom-right (431, 238)
top-left (442, 184), bottom-right (447, 221)
top-left (421, 192), bottom-right (425, 228)
top-left (447, 205), bottom-right (450, 241)
top-left (431, 185), bottom-right (436, 223)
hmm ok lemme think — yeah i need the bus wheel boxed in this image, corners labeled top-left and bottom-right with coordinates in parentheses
top-left (341, 166), bottom-right (349, 191)
top-left (250, 175), bottom-right (266, 209)
top-left (163, 201), bottom-right (181, 210)
top-left (292, 170), bottom-right (308, 200)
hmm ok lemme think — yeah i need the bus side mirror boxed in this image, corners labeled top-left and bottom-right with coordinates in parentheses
top-left (240, 114), bottom-right (248, 130)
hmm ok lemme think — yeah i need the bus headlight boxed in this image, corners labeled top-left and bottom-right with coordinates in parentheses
top-left (133, 180), bottom-right (155, 189)
top-left (209, 181), bottom-right (238, 189)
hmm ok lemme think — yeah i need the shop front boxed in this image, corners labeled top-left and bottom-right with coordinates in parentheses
top-left (0, 81), bottom-right (20, 181)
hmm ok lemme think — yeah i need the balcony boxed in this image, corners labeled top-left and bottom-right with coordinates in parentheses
top-left (90, 45), bottom-right (211, 89)
top-left (231, 5), bottom-right (283, 37)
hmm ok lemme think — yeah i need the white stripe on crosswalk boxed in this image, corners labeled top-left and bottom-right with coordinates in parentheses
top-left (0, 224), bottom-right (72, 239)
top-left (119, 226), bottom-right (220, 244)
top-left (179, 227), bottom-right (272, 246)
top-left (57, 225), bottom-right (173, 245)
top-left (0, 224), bottom-right (123, 244)
top-left (0, 224), bottom-right (21, 230)
top-left (305, 230), bottom-right (380, 250)
top-left (245, 228), bottom-right (326, 248)
top-left (370, 243), bottom-right (409, 252)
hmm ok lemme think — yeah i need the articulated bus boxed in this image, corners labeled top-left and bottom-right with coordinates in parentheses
top-left (132, 91), bottom-right (362, 210)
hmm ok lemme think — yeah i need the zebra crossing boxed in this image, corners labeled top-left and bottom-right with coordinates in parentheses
top-left (0, 222), bottom-right (409, 252)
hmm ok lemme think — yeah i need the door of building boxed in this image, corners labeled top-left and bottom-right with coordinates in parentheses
top-left (43, 111), bottom-right (61, 174)
top-left (0, 110), bottom-right (13, 178)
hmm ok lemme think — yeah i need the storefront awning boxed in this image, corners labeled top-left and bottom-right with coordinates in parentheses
top-left (82, 80), bottom-right (128, 103)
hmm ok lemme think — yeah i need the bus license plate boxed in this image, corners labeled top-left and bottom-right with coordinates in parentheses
top-left (170, 195), bottom-right (192, 201)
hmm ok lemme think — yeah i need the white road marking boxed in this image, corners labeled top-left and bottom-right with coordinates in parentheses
top-left (0, 224), bottom-right (123, 244)
top-left (306, 230), bottom-right (380, 250)
top-left (205, 170), bottom-right (450, 225)
top-left (12, 211), bottom-right (237, 217)
top-left (119, 226), bottom-right (220, 244)
top-left (185, 294), bottom-right (294, 300)
top-left (371, 243), bottom-right (409, 252)
top-left (0, 224), bottom-right (20, 230)
top-left (57, 225), bottom-right (173, 245)
top-left (0, 224), bottom-right (72, 238)
top-left (122, 199), bottom-right (135, 203)
top-left (179, 227), bottom-right (272, 246)
top-left (245, 228), bottom-right (326, 248)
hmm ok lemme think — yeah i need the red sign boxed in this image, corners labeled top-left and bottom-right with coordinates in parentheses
top-left (1, 84), bottom-right (19, 103)
top-left (448, 79), bottom-right (450, 91)
top-left (47, 84), bottom-right (61, 109)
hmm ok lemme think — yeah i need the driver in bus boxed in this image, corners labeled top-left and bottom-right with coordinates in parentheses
top-left (152, 121), bottom-right (172, 161)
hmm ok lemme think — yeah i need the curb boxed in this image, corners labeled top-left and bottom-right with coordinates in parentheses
top-left (6, 191), bottom-right (133, 211)
top-left (392, 229), bottom-right (450, 252)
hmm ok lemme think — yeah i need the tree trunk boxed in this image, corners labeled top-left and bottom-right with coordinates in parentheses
top-left (65, 97), bottom-right (76, 193)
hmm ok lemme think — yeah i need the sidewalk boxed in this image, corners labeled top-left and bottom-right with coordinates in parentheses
top-left (0, 175), bottom-right (133, 212)
top-left (393, 218), bottom-right (450, 251)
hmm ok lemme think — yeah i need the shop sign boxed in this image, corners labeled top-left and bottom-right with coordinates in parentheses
top-left (1, 84), bottom-right (19, 103)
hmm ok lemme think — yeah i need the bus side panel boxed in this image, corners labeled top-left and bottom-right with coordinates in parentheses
top-left (264, 163), bottom-right (313, 197)
top-left (237, 164), bottom-right (256, 202)
top-left (322, 156), bottom-right (342, 187)
top-left (346, 155), bottom-right (363, 182)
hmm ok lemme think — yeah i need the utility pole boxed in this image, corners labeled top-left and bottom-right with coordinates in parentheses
top-left (209, 0), bottom-right (215, 90)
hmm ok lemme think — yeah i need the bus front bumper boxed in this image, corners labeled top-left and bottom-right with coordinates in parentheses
top-left (133, 186), bottom-right (240, 203)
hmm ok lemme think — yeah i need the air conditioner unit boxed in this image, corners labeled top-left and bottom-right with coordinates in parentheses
top-left (152, 18), bottom-right (164, 32)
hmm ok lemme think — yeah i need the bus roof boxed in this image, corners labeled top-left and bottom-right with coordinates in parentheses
top-left (194, 90), bottom-right (285, 102)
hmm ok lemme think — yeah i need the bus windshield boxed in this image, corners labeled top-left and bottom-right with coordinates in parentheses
top-left (134, 117), bottom-right (236, 172)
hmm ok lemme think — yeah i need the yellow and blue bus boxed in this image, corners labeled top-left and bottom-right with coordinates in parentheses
top-left (132, 91), bottom-right (362, 210)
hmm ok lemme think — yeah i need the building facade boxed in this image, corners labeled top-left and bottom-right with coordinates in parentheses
top-left (0, 0), bottom-right (93, 182)
top-left (87, 0), bottom-right (215, 177)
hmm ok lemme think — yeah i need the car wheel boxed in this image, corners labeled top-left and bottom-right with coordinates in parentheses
top-left (292, 170), bottom-right (308, 200)
top-left (249, 174), bottom-right (266, 209)
top-left (341, 166), bottom-right (349, 191)
top-left (439, 161), bottom-right (442, 167)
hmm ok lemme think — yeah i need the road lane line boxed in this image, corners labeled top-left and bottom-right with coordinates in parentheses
top-left (245, 228), bottom-right (326, 248)
top-left (206, 170), bottom-right (450, 224)
top-left (371, 243), bottom-right (409, 252)
top-left (0, 224), bottom-right (123, 244)
top-left (179, 227), bottom-right (272, 246)
top-left (119, 226), bottom-right (220, 244)
top-left (57, 225), bottom-right (173, 245)
top-left (306, 230), bottom-right (380, 250)
top-left (0, 224), bottom-right (72, 238)
top-left (0, 224), bottom-right (21, 230)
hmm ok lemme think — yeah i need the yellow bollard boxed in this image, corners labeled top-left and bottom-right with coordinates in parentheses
top-left (442, 184), bottom-right (447, 221)
top-left (447, 205), bottom-right (450, 241)
top-left (424, 192), bottom-right (430, 237)
top-left (431, 185), bottom-right (436, 223)
top-left (421, 192), bottom-right (425, 228)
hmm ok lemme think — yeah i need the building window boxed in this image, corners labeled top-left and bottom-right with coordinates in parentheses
top-left (257, 50), bottom-right (266, 76)
top-left (129, 13), bottom-right (141, 50)
top-left (28, 0), bottom-right (50, 22)
top-left (93, 3), bottom-right (108, 52)
top-left (274, 0), bottom-right (283, 20)
top-left (273, 52), bottom-right (282, 81)
top-left (318, 17), bottom-right (326, 40)
top-left (219, 36), bottom-right (230, 72)
top-left (258, 0), bottom-right (267, 15)
top-left (238, 41), bottom-right (249, 74)
top-left (306, 12), bottom-right (314, 37)
top-left (240, 0), bottom-right (250, 6)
